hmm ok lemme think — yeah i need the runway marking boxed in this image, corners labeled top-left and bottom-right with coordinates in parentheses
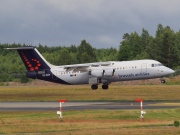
top-left (149, 103), bottom-right (180, 106)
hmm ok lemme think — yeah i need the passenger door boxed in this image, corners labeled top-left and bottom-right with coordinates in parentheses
top-left (141, 63), bottom-right (147, 72)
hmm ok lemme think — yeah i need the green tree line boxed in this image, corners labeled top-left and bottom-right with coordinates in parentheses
top-left (118, 24), bottom-right (180, 68)
top-left (0, 24), bottom-right (180, 83)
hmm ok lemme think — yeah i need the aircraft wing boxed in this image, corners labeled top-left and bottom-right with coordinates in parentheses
top-left (64, 64), bottom-right (90, 69)
top-left (64, 62), bottom-right (111, 69)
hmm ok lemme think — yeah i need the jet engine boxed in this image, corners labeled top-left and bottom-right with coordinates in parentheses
top-left (90, 69), bottom-right (104, 77)
top-left (89, 68), bottom-right (115, 77)
top-left (104, 69), bottom-right (115, 77)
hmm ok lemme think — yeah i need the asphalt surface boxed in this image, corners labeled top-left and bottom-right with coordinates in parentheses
top-left (0, 101), bottom-right (179, 111)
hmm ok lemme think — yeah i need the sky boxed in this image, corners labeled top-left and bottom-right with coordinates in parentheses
top-left (1, 0), bottom-right (180, 49)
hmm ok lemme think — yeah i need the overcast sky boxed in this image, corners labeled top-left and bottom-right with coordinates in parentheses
top-left (0, 0), bottom-right (180, 48)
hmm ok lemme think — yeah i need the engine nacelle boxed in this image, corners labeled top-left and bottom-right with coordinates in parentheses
top-left (104, 69), bottom-right (115, 77)
top-left (90, 69), bottom-right (104, 77)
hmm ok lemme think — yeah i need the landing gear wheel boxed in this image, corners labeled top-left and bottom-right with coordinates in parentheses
top-left (102, 84), bottom-right (108, 90)
top-left (161, 79), bottom-right (166, 83)
top-left (91, 84), bottom-right (98, 90)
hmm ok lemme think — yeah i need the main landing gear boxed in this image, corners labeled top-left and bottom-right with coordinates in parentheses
top-left (91, 84), bottom-right (98, 90)
top-left (91, 84), bottom-right (109, 90)
top-left (102, 84), bottom-right (109, 89)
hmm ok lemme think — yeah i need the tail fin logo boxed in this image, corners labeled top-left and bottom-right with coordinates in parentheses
top-left (21, 52), bottom-right (41, 71)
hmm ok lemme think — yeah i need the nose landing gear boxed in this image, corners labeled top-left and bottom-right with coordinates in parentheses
top-left (160, 78), bottom-right (166, 83)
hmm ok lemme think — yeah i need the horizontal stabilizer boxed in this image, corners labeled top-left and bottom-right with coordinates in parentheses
top-left (5, 46), bottom-right (34, 50)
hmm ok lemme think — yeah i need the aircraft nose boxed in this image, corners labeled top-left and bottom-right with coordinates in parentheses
top-left (166, 68), bottom-right (175, 75)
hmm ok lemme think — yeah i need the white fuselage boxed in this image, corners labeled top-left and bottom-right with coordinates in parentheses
top-left (7, 46), bottom-right (175, 89)
top-left (50, 60), bottom-right (174, 85)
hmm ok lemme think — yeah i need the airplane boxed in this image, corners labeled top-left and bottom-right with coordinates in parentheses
top-left (6, 46), bottom-right (175, 90)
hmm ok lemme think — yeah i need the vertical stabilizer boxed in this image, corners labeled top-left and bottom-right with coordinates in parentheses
top-left (6, 46), bottom-right (51, 71)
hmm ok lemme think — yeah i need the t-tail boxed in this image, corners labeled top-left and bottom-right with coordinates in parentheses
top-left (6, 46), bottom-right (69, 84)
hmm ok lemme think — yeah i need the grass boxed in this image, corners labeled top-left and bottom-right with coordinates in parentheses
top-left (0, 84), bottom-right (180, 101)
top-left (0, 109), bottom-right (180, 134)
top-left (0, 82), bottom-right (180, 134)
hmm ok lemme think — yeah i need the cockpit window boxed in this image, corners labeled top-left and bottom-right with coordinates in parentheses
top-left (158, 63), bottom-right (163, 66)
top-left (151, 63), bottom-right (163, 67)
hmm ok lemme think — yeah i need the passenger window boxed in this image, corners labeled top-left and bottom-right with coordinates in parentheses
top-left (152, 64), bottom-right (154, 67)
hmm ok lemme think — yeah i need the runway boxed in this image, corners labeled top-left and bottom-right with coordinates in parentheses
top-left (0, 101), bottom-right (180, 111)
